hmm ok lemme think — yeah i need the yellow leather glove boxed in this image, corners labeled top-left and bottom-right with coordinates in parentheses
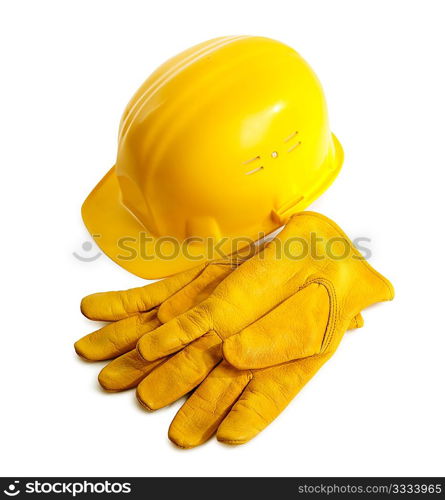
top-left (75, 222), bottom-right (363, 398)
top-left (75, 211), bottom-right (392, 447)
top-left (136, 212), bottom-right (394, 366)
top-left (166, 213), bottom-right (394, 448)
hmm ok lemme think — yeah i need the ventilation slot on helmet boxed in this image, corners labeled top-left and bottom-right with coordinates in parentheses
top-left (242, 155), bottom-right (263, 175)
top-left (245, 166), bottom-right (264, 176)
top-left (287, 141), bottom-right (302, 153)
top-left (242, 156), bottom-right (261, 165)
top-left (284, 131), bottom-right (301, 153)
top-left (283, 131), bottom-right (299, 143)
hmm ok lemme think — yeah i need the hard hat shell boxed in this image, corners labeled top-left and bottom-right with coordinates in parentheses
top-left (82, 35), bottom-right (343, 278)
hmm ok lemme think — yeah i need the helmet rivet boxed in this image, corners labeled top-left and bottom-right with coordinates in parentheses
top-left (271, 151), bottom-right (278, 158)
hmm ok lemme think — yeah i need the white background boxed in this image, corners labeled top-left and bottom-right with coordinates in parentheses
top-left (1, 0), bottom-right (444, 477)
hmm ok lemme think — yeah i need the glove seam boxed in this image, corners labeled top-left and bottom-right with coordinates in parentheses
top-left (300, 277), bottom-right (337, 354)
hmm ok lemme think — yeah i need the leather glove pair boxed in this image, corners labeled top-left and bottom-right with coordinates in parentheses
top-left (75, 212), bottom-right (393, 446)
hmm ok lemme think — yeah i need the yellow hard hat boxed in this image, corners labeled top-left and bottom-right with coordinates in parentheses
top-left (82, 35), bottom-right (343, 278)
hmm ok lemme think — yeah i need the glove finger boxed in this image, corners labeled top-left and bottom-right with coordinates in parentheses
top-left (80, 264), bottom-right (207, 321)
top-left (75, 310), bottom-right (160, 361)
top-left (217, 355), bottom-right (329, 445)
top-left (137, 302), bottom-right (213, 361)
top-left (136, 331), bottom-right (222, 410)
top-left (98, 349), bottom-right (166, 392)
top-left (223, 282), bottom-right (333, 370)
top-left (157, 263), bottom-right (234, 323)
top-left (168, 362), bottom-right (252, 449)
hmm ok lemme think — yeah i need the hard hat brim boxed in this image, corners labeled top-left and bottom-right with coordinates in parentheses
top-left (82, 166), bottom-right (237, 279)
